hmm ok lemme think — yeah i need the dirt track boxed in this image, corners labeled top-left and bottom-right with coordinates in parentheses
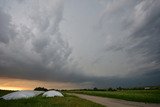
top-left (71, 93), bottom-right (160, 107)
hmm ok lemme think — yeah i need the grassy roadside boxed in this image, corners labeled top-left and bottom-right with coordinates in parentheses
top-left (0, 90), bottom-right (104, 107)
top-left (66, 90), bottom-right (160, 103)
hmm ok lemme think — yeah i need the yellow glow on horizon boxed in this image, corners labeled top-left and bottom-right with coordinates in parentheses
top-left (0, 77), bottom-right (82, 90)
top-left (0, 86), bottom-right (30, 91)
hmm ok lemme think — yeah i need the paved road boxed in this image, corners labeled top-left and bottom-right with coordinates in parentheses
top-left (70, 93), bottom-right (160, 107)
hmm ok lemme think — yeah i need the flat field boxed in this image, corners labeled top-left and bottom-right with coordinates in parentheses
top-left (0, 90), bottom-right (104, 107)
top-left (67, 90), bottom-right (160, 103)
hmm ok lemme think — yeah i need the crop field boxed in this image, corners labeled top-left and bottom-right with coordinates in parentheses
top-left (0, 90), bottom-right (104, 107)
top-left (68, 90), bottom-right (160, 103)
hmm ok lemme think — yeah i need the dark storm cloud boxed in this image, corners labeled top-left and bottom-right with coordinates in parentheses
top-left (91, 69), bottom-right (160, 88)
top-left (0, 9), bottom-right (16, 44)
top-left (126, 0), bottom-right (160, 73)
top-left (0, 0), bottom-right (160, 88)
top-left (0, 0), bottom-right (75, 82)
top-left (96, 0), bottom-right (160, 76)
top-left (0, 0), bottom-right (93, 86)
top-left (128, 17), bottom-right (160, 64)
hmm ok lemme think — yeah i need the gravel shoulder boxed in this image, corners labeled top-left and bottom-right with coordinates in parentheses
top-left (70, 93), bottom-right (160, 107)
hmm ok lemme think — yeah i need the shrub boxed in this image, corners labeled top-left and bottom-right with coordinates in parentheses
top-left (34, 87), bottom-right (48, 91)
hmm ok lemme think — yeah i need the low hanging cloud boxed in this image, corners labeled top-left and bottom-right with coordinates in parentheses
top-left (0, 0), bottom-right (160, 88)
top-left (0, 0), bottom-right (76, 82)
top-left (0, 0), bottom-right (95, 86)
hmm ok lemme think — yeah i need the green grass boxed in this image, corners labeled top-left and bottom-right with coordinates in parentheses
top-left (67, 90), bottom-right (160, 103)
top-left (0, 90), bottom-right (104, 107)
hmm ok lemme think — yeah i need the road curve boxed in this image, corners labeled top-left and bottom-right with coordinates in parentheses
top-left (70, 93), bottom-right (160, 107)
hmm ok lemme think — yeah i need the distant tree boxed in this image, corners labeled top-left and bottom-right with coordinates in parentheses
top-left (34, 87), bottom-right (48, 91)
top-left (49, 89), bottom-right (55, 90)
top-left (117, 87), bottom-right (122, 90)
top-left (93, 87), bottom-right (98, 91)
top-left (108, 87), bottom-right (116, 91)
top-left (108, 87), bottom-right (113, 91)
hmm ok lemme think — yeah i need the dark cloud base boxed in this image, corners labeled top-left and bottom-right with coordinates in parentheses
top-left (0, 66), bottom-right (160, 88)
top-left (0, 0), bottom-right (160, 88)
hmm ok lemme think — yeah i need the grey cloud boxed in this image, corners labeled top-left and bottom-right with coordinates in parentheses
top-left (0, 0), bottom-right (160, 88)
top-left (0, 0), bottom-right (74, 83)
top-left (91, 69), bottom-right (160, 88)
top-left (95, 0), bottom-right (160, 77)
top-left (126, 0), bottom-right (160, 73)
top-left (0, 9), bottom-right (16, 44)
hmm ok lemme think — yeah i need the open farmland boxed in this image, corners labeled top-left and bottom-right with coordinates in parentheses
top-left (0, 90), bottom-right (104, 107)
top-left (67, 90), bottom-right (160, 103)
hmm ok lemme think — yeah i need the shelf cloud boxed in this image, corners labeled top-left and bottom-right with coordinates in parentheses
top-left (0, 0), bottom-right (160, 88)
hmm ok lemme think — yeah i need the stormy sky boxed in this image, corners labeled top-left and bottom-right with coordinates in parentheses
top-left (0, 0), bottom-right (160, 89)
